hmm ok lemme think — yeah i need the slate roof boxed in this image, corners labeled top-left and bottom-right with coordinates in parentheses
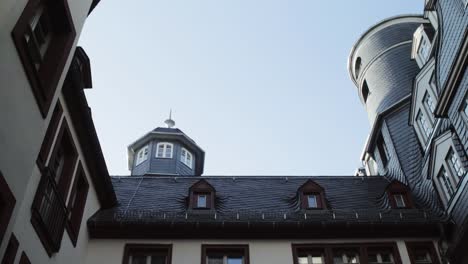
top-left (88, 176), bottom-right (445, 239)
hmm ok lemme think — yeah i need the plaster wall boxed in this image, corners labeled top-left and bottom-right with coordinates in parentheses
top-left (86, 238), bottom-right (440, 264)
top-left (5, 95), bottom-right (102, 264)
top-left (0, 0), bottom-right (97, 258)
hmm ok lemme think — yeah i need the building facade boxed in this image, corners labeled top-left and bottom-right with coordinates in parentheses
top-left (1, 0), bottom-right (467, 264)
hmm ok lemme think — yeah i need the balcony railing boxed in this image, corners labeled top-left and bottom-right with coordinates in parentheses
top-left (31, 168), bottom-right (68, 255)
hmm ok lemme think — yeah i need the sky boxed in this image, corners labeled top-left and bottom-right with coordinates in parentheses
top-left (79, 0), bottom-right (424, 176)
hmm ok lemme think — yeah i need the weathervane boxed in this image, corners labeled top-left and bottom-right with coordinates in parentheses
top-left (164, 109), bottom-right (176, 128)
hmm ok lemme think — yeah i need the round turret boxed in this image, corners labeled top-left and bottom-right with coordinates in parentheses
top-left (348, 15), bottom-right (426, 125)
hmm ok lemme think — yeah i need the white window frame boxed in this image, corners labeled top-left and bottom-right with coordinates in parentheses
top-left (135, 145), bottom-right (149, 166)
top-left (297, 254), bottom-right (325, 264)
top-left (430, 132), bottom-right (466, 208)
top-left (446, 148), bottom-right (466, 178)
top-left (129, 255), bottom-right (166, 264)
top-left (181, 147), bottom-right (194, 169)
top-left (423, 91), bottom-right (435, 113)
top-left (156, 142), bottom-right (173, 159)
top-left (418, 36), bottom-right (431, 62)
top-left (417, 110), bottom-right (433, 139)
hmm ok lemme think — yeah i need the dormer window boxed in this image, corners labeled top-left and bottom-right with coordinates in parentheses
top-left (437, 166), bottom-right (455, 202)
top-left (135, 145), bottom-right (149, 165)
top-left (423, 92), bottom-right (435, 113)
top-left (298, 180), bottom-right (326, 210)
top-left (156, 142), bottom-right (173, 158)
top-left (189, 180), bottom-right (215, 210)
top-left (418, 37), bottom-right (431, 61)
top-left (417, 110), bottom-right (433, 139)
top-left (386, 181), bottom-right (413, 209)
top-left (181, 148), bottom-right (193, 169)
top-left (431, 132), bottom-right (467, 207)
top-left (447, 148), bottom-right (465, 178)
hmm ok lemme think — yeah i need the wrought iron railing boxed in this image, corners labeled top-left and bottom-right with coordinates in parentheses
top-left (31, 168), bottom-right (68, 253)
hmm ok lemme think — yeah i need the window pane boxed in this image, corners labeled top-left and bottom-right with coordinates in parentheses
top-left (414, 250), bottom-right (432, 263)
top-left (394, 194), bottom-right (406, 208)
top-left (333, 250), bottom-right (360, 264)
top-left (298, 257), bottom-right (309, 264)
top-left (227, 257), bottom-right (243, 264)
top-left (198, 195), bottom-right (207, 208)
top-left (308, 195), bottom-right (317, 208)
top-left (165, 145), bottom-right (172, 158)
top-left (150, 256), bottom-right (166, 264)
top-left (130, 255), bottom-right (147, 264)
top-left (311, 256), bottom-right (325, 264)
top-left (207, 257), bottom-right (223, 264)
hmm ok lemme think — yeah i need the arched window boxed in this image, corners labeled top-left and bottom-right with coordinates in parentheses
top-left (156, 142), bottom-right (173, 158)
top-left (362, 80), bottom-right (369, 103)
top-left (181, 148), bottom-right (194, 169)
top-left (354, 57), bottom-right (362, 78)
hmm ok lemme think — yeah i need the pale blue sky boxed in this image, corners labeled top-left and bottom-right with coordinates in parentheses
top-left (79, 1), bottom-right (423, 176)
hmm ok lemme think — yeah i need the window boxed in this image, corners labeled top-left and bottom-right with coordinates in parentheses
top-left (293, 244), bottom-right (401, 264)
top-left (354, 57), bottom-right (362, 79)
top-left (1, 234), bottom-right (19, 264)
top-left (66, 164), bottom-right (89, 246)
top-left (0, 171), bottom-right (16, 245)
top-left (299, 180), bottom-right (326, 210)
top-left (447, 149), bottom-right (465, 178)
top-left (12, 0), bottom-right (76, 117)
top-left (189, 180), bottom-right (216, 210)
top-left (367, 250), bottom-right (396, 264)
top-left (333, 249), bottom-right (360, 264)
top-left (418, 37), bottom-right (431, 61)
top-left (202, 245), bottom-right (249, 264)
top-left (307, 194), bottom-right (318, 209)
top-left (297, 250), bottom-right (326, 264)
top-left (156, 143), bottom-right (173, 159)
top-left (437, 167), bottom-right (455, 201)
top-left (122, 244), bottom-right (172, 264)
top-left (376, 134), bottom-right (390, 168)
top-left (136, 145), bottom-right (149, 165)
top-left (406, 242), bottom-right (440, 264)
top-left (181, 148), bottom-right (193, 169)
top-left (362, 81), bottom-right (369, 103)
top-left (197, 194), bottom-right (207, 208)
top-left (393, 194), bottom-right (406, 208)
top-left (423, 92), bottom-right (435, 113)
top-left (417, 111), bottom-right (432, 139)
top-left (386, 181), bottom-right (413, 209)
top-left (31, 119), bottom-right (78, 256)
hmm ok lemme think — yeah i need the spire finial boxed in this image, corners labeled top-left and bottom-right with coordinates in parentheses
top-left (164, 109), bottom-right (175, 128)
